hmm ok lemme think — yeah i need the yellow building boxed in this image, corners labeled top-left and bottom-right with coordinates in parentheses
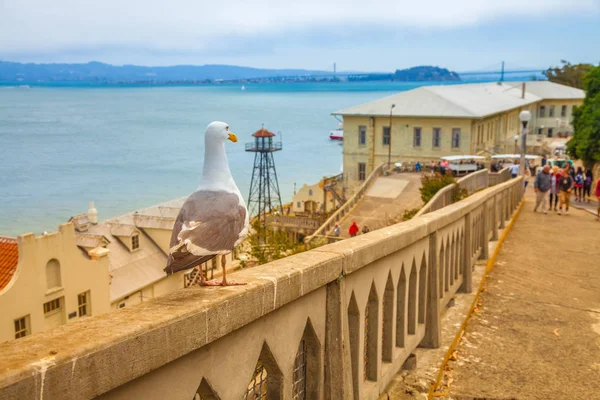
top-left (335, 81), bottom-right (584, 195)
top-left (0, 227), bottom-right (110, 342)
top-left (0, 198), bottom-right (237, 342)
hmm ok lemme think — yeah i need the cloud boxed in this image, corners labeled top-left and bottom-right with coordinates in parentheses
top-left (1, 0), bottom-right (598, 62)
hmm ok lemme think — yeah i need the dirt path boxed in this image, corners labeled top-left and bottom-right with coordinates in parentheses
top-left (443, 192), bottom-right (600, 400)
top-left (337, 172), bottom-right (423, 237)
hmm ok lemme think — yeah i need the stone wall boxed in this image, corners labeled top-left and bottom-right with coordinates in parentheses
top-left (0, 178), bottom-right (524, 400)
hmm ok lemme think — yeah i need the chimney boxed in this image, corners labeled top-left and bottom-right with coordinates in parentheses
top-left (88, 200), bottom-right (98, 224)
top-left (521, 82), bottom-right (526, 99)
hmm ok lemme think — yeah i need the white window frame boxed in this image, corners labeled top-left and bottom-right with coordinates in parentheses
top-left (452, 128), bottom-right (461, 148)
top-left (14, 315), bottom-right (30, 339)
top-left (432, 128), bottom-right (441, 148)
top-left (358, 163), bottom-right (366, 181)
top-left (78, 291), bottom-right (90, 317)
top-left (131, 234), bottom-right (140, 250)
top-left (539, 106), bottom-right (546, 118)
top-left (43, 298), bottom-right (62, 316)
top-left (413, 127), bottom-right (422, 148)
top-left (382, 126), bottom-right (390, 146)
top-left (561, 105), bottom-right (567, 117)
top-left (358, 125), bottom-right (367, 146)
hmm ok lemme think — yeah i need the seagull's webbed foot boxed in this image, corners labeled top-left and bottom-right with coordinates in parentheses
top-left (218, 253), bottom-right (246, 286)
top-left (199, 279), bottom-right (222, 286)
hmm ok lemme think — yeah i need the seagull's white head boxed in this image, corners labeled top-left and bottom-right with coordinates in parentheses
top-left (206, 121), bottom-right (237, 144)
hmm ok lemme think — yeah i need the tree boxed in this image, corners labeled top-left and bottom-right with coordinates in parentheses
top-left (543, 60), bottom-right (593, 89)
top-left (567, 65), bottom-right (600, 167)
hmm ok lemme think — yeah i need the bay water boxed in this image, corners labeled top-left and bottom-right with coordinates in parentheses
top-left (0, 79), bottom-right (519, 236)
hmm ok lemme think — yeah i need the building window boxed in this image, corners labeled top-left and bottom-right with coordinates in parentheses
top-left (296, 201), bottom-right (301, 208)
top-left (43, 298), bottom-right (62, 315)
top-left (561, 105), bottom-right (567, 117)
top-left (358, 125), bottom-right (366, 146)
top-left (131, 234), bottom-right (140, 250)
top-left (308, 189), bottom-right (313, 197)
top-left (432, 128), bottom-right (441, 148)
top-left (382, 126), bottom-right (390, 146)
top-left (548, 128), bottom-right (554, 138)
top-left (14, 315), bottom-right (30, 339)
top-left (358, 163), bottom-right (366, 181)
top-left (413, 127), bottom-right (421, 147)
top-left (538, 128), bottom-right (544, 135)
top-left (452, 128), bottom-right (461, 148)
top-left (46, 259), bottom-right (61, 290)
top-left (549, 105), bottom-right (555, 117)
top-left (539, 106), bottom-right (546, 118)
top-left (78, 291), bottom-right (90, 317)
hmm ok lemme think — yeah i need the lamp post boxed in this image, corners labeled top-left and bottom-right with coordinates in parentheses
top-left (388, 104), bottom-right (396, 168)
top-left (519, 110), bottom-right (531, 176)
top-left (513, 135), bottom-right (519, 154)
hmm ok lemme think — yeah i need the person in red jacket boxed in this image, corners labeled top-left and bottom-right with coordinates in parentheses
top-left (349, 221), bottom-right (359, 237)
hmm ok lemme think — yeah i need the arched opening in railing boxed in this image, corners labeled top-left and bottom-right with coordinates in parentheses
top-left (292, 318), bottom-right (321, 400)
top-left (194, 378), bottom-right (220, 400)
top-left (450, 235), bottom-right (455, 287)
top-left (348, 293), bottom-right (360, 400)
top-left (454, 231), bottom-right (461, 280)
top-left (396, 265), bottom-right (406, 348)
top-left (364, 282), bottom-right (379, 381)
top-left (244, 342), bottom-right (283, 399)
top-left (382, 272), bottom-right (394, 363)
top-left (418, 254), bottom-right (427, 324)
top-left (407, 261), bottom-right (417, 335)
top-left (444, 241), bottom-right (450, 292)
top-left (438, 243), bottom-right (445, 299)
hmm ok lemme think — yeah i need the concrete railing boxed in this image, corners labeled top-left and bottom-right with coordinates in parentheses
top-left (266, 215), bottom-right (325, 230)
top-left (415, 170), bottom-right (489, 218)
top-left (0, 176), bottom-right (524, 400)
top-left (305, 163), bottom-right (386, 244)
top-left (489, 167), bottom-right (511, 186)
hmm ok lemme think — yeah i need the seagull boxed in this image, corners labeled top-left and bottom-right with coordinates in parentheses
top-left (164, 121), bottom-right (249, 286)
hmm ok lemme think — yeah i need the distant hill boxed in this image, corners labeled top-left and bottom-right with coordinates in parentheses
top-left (394, 66), bottom-right (460, 81)
top-left (349, 66), bottom-right (460, 82)
top-left (0, 61), bottom-right (331, 83)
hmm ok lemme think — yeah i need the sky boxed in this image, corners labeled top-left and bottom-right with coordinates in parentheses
top-left (1, 0), bottom-right (599, 72)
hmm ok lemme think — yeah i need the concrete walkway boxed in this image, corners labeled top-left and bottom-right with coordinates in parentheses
top-left (444, 192), bottom-right (600, 399)
top-left (337, 172), bottom-right (423, 237)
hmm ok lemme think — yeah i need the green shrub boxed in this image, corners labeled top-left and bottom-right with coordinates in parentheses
top-left (402, 208), bottom-right (421, 221)
top-left (419, 173), bottom-right (457, 203)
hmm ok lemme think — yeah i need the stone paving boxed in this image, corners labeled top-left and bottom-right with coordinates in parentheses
top-left (441, 191), bottom-right (600, 399)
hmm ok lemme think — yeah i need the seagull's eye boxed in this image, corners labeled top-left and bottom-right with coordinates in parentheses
top-left (226, 126), bottom-right (229, 131)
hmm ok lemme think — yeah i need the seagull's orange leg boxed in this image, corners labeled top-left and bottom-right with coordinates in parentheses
top-left (219, 253), bottom-right (246, 286)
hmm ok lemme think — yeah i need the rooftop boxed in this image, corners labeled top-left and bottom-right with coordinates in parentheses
top-left (0, 236), bottom-right (18, 291)
top-left (252, 127), bottom-right (276, 137)
top-left (334, 81), bottom-right (585, 119)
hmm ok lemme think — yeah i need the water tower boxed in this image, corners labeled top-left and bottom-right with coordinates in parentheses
top-left (246, 126), bottom-right (283, 229)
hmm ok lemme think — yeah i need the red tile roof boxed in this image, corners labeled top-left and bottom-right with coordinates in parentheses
top-left (0, 236), bottom-right (19, 290)
top-left (252, 128), bottom-right (276, 138)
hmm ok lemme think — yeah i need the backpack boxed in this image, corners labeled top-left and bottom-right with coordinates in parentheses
top-left (585, 175), bottom-right (592, 186)
top-left (575, 174), bottom-right (583, 185)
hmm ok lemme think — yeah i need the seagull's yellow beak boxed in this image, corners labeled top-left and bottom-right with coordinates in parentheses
top-left (228, 132), bottom-right (238, 143)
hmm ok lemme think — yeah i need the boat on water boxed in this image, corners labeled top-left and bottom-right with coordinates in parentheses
top-left (241, 85), bottom-right (246, 91)
top-left (329, 123), bottom-right (343, 140)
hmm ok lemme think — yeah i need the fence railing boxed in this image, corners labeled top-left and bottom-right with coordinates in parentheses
top-left (266, 215), bottom-right (325, 229)
top-left (0, 177), bottom-right (524, 400)
top-left (415, 169), bottom-right (489, 218)
top-left (304, 163), bottom-right (386, 244)
top-left (489, 167), bottom-right (511, 186)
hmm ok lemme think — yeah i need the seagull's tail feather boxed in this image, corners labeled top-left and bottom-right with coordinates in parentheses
top-left (164, 253), bottom-right (216, 275)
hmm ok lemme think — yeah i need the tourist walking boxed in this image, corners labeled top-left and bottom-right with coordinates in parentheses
top-left (349, 221), bottom-right (359, 237)
top-left (362, 224), bottom-right (370, 234)
top-left (332, 224), bottom-right (341, 237)
top-left (415, 161), bottom-right (422, 172)
top-left (549, 166), bottom-right (561, 211)
top-left (541, 155), bottom-right (547, 167)
top-left (558, 170), bottom-right (574, 215)
top-left (574, 167), bottom-right (584, 201)
top-left (524, 164), bottom-right (532, 190)
top-left (510, 163), bottom-right (520, 178)
top-left (533, 165), bottom-right (551, 214)
top-left (583, 169), bottom-right (594, 203)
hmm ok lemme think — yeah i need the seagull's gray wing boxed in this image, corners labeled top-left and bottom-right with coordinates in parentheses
top-left (164, 190), bottom-right (246, 274)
